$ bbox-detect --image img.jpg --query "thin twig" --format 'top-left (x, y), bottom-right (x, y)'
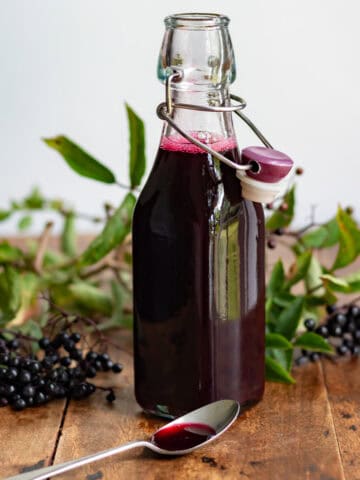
top-left (34, 221), bottom-right (54, 273)
top-left (80, 262), bottom-right (110, 280)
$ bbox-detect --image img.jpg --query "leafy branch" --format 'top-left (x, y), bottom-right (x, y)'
top-left (1, 102), bottom-right (360, 385)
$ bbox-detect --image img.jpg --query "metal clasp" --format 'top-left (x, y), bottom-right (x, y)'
top-left (157, 69), bottom-right (273, 173)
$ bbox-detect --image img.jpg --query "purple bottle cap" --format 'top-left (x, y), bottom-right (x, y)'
top-left (242, 146), bottom-right (293, 183)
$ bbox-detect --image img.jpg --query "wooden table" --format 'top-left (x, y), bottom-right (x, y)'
top-left (1, 329), bottom-right (359, 480)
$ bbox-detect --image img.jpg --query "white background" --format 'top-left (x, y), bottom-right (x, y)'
top-left (0, 0), bottom-right (359, 234)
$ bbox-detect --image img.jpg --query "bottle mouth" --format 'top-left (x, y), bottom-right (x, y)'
top-left (165, 13), bottom-right (230, 29)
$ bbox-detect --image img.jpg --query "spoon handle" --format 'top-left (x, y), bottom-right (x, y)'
top-left (4, 440), bottom-right (151, 480)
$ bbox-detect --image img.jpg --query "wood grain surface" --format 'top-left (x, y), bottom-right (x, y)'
top-left (2, 330), bottom-right (360, 480)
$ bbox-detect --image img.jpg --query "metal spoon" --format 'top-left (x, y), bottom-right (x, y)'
top-left (5, 399), bottom-right (240, 480)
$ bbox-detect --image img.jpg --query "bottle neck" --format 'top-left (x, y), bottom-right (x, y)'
top-left (161, 87), bottom-right (237, 151)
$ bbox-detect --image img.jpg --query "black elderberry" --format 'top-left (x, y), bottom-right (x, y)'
top-left (326, 305), bottom-right (336, 315)
top-left (112, 363), bottom-right (123, 374)
top-left (295, 356), bottom-right (309, 366)
top-left (87, 383), bottom-right (96, 394)
top-left (334, 313), bottom-right (347, 327)
top-left (13, 398), bottom-right (27, 411)
top-left (309, 352), bottom-right (321, 362)
top-left (38, 337), bottom-right (51, 350)
top-left (18, 370), bottom-right (31, 384)
top-left (315, 325), bottom-right (329, 338)
top-left (86, 367), bottom-right (97, 378)
top-left (0, 384), bottom-right (16, 396)
top-left (70, 332), bottom-right (81, 343)
top-left (267, 239), bottom-right (276, 249)
top-left (348, 306), bottom-right (360, 318)
top-left (35, 391), bottom-right (46, 405)
top-left (69, 348), bottom-right (82, 361)
top-left (346, 322), bottom-right (356, 334)
top-left (94, 360), bottom-right (103, 371)
top-left (60, 356), bottom-right (72, 367)
top-left (57, 369), bottom-right (70, 384)
top-left (0, 354), bottom-right (10, 364)
top-left (337, 345), bottom-right (349, 356)
top-left (49, 369), bottom-right (60, 381)
top-left (304, 318), bottom-right (316, 331)
top-left (10, 394), bottom-right (21, 403)
top-left (0, 397), bottom-right (8, 407)
top-left (58, 331), bottom-right (70, 344)
top-left (274, 228), bottom-right (284, 236)
top-left (329, 323), bottom-right (342, 337)
top-left (353, 330), bottom-right (360, 342)
top-left (86, 351), bottom-right (98, 362)
top-left (7, 338), bottom-right (20, 350)
top-left (71, 367), bottom-right (84, 380)
top-left (29, 361), bottom-right (41, 374)
top-left (22, 385), bottom-right (36, 398)
top-left (343, 338), bottom-right (354, 349)
top-left (63, 339), bottom-right (75, 352)
top-left (352, 345), bottom-right (360, 355)
top-left (54, 385), bottom-right (67, 398)
top-left (106, 391), bottom-right (116, 403)
top-left (99, 353), bottom-right (110, 362)
top-left (103, 360), bottom-right (114, 372)
top-left (9, 357), bottom-right (21, 368)
top-left (72, 383), bottom-right (89, 399)
top-left (45, 382), bottom-right (57, 396)
top-left (6, 367), bottom-right (18, 381)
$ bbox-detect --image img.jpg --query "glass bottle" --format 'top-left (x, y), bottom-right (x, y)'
top-left (132, 13), bottom-right (265, 418)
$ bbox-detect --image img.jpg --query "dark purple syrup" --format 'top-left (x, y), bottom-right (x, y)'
top-left (133, 135), bottom-right (265, 417)
top-left (152, 422), bottom-right (216, 451)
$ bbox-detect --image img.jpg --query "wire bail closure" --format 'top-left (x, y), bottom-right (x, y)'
top-left (157, 69), bottom-right (294, 203)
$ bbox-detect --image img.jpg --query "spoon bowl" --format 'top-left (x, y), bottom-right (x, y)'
top-left (149, 399), bottom-right (240, 455)
top-left (5, 399), bottom-right (240, 480)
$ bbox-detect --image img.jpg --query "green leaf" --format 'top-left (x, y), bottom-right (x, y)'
top-left (272, 292), bottom-right (296, 308)
top-left (0, 210), bottom-right (11, 222)
top-left (78, 192), bottom-right (136, 266)
top-left (286, 251), bottom-right (312, 288)
top-left (69, 282), bottom-right (113, 316)
top-left (61, 212), bottom-right (76, 256)
top-left (126, 104), bottom-right (146, 189)
top-left (17, 215), bottom-right (32, 231)
top-left (43, 136), bottom-right (116, 184)
top-left (294, 332), bottom-right (334, 353)
top-left (305, 256), bottom-right (325, 297)
top-left (301, 218), bottom-right (339, 249)
top-left (0, 266), bottom-right (21, 324)
top-left (266, 333), bottom-right (293, 350)
top-left (110, 280), bottom-right (130, 327)
top-left (23, 187), bottom-right (45, 209)
top-left (266, 186), bottom-right (295, 230)
top-left (266, 259), bottom-right (285, 297)
top-left (271, 348), bottom-right (294, 372)
top-left (275, 296), bottom-right (305, 340)
top-left (343, 270), bottom-right (360, 292)
top-left (265, 356), bottom-right (295, 384)
top-left (320, 274), bottom-right (349, 293)
top-left (0, 242), bottom-right (23, 263)
top-left (320, 271), bottom-right (360, 294)
top-left (332, 206), bottom-right (360, 270)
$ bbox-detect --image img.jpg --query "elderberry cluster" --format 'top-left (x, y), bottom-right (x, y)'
top-left (0, 331), bottom-right (123, 411)
top-left (296, 304), bottom-right (360, 365)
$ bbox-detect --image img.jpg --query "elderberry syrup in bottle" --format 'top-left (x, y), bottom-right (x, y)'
top-left (133, 13), bottom-right (265, 418)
